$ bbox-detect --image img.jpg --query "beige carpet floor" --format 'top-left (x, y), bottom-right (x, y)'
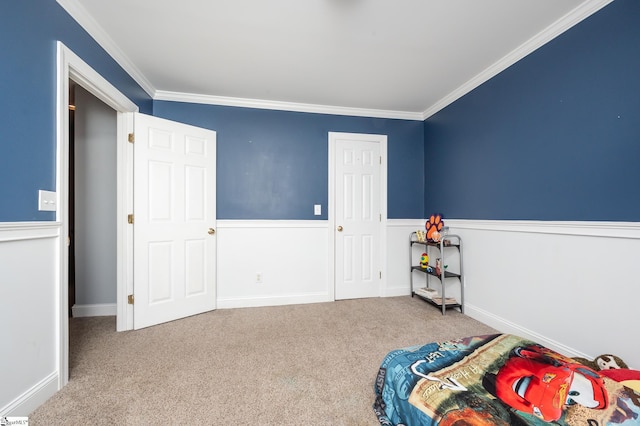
top-left (30, 296), bottom-right (497, 425)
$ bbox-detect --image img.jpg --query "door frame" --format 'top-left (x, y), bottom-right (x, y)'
top-left (56, 42), bottom-right (138, 387)
top-left (327, 132), bottom-right (388, 300)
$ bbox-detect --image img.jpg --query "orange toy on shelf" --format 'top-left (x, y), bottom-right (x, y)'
top-left (426, 213), bottom-right (444, 242)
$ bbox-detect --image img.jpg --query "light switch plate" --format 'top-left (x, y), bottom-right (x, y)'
top-left (38, 190), bottom-right (57, 211)
top-left (314, 204), bottom-right (321, 215)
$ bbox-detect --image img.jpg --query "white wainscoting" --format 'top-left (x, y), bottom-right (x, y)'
top-left (0, 222), bottom-right (60, 416)
top-left (446, 219), bottom-right (640, 369)
top-left (385, 219), bottom-right (427, 297)
top-left (5, 218), bottom-right (637, 416)
top-left (216, 220), bottom-right (331, 308)
top-left (216, 219), bottom-right (423, 308)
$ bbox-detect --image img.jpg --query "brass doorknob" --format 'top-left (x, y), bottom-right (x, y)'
top-left (337, 226), bottom-right (343, 232)
top-left (208, 228), bottom-right (215, 235)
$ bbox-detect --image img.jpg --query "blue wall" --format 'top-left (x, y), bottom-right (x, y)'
top-left (4, 0), bottom-right (636, 223)
top-left (0, 0), bottom-right (152, 221)
top-left (424, 0), bottom-right (640, 221)
top-left (153, 102), bottom-right (424, 219)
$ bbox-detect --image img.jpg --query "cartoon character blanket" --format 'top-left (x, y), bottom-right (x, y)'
top-left (373, 334), bottom-right (640, 425)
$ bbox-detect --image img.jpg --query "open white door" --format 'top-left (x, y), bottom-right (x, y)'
top-left (331, 132), bottom-right (385, 300)
top-left (133, 113), bottom-right (216, 329)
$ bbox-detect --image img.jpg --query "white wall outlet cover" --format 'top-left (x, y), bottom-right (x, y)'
top-left (314, 204), bottom-right (321, 215)
top-left (38, 190), bottom-right (57, 211)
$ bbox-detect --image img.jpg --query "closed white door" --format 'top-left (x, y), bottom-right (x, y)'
top-left (331, 133), bottom-right (384, 300)
top-left (133, 113), bottom-right (216, 329)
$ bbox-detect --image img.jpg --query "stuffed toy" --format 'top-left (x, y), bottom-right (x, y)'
top-left (426, 214), bottom-right (444, 242)
top-left (573, 354), bottom-right (629, 371)
top-left (599, 368), bottom-right (640, 393)
top-left (573, 354), bottom-right (640, 398)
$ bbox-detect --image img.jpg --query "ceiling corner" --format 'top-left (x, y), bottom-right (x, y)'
top-left (56, 0), bottom-right (157, 99)
top-left (421, 0), bottom-right (615, 121)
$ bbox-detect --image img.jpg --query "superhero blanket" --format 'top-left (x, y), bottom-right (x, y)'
top-left (373, 334), bottom-right (640, 425)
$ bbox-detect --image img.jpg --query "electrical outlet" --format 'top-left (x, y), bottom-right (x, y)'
top-left (256, 272), bottom-right (263, 283)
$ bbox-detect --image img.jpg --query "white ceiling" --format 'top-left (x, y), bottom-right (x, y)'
top-left (58, 0), bottom-right (611, 119)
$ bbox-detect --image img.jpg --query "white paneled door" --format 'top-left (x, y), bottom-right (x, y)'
top-left (133, 113), bottom-right (216, 329)
top-left (332, 133), bottom-right (384, 300)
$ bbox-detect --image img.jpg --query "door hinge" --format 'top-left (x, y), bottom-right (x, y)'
top-left (128, 294), bottom-right (134, 305)
top-left (379, 156), bottom-right (382, 165)
top-left (379, 271), bottom-right (382, 279)
top-left (127, 214), bottom-right (134, 224)
top-left (128, 133), bottom-right (135, 143)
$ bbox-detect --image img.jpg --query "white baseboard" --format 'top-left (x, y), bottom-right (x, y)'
top-left (217, 293), bottom-right (331, 309)
top-left (464, 304), bottom-right (590, 360)
top-left (0, 371), bottom-right (58, 417)
top-left (71, 303), bottom-right (116, 317)
top-left (382, 287), bottom-right (411, 297)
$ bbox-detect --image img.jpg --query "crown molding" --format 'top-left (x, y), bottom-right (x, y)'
top-left (56, 0), bottom-right (420, 121)
top-left (57, 0), bottom-right (613, 122)
top-left (421, 0), bottom-right (614, 120)
top-left (56, 0), bottom-right (156, 99)
top-left (154, 90), bottom-right (425, 121)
